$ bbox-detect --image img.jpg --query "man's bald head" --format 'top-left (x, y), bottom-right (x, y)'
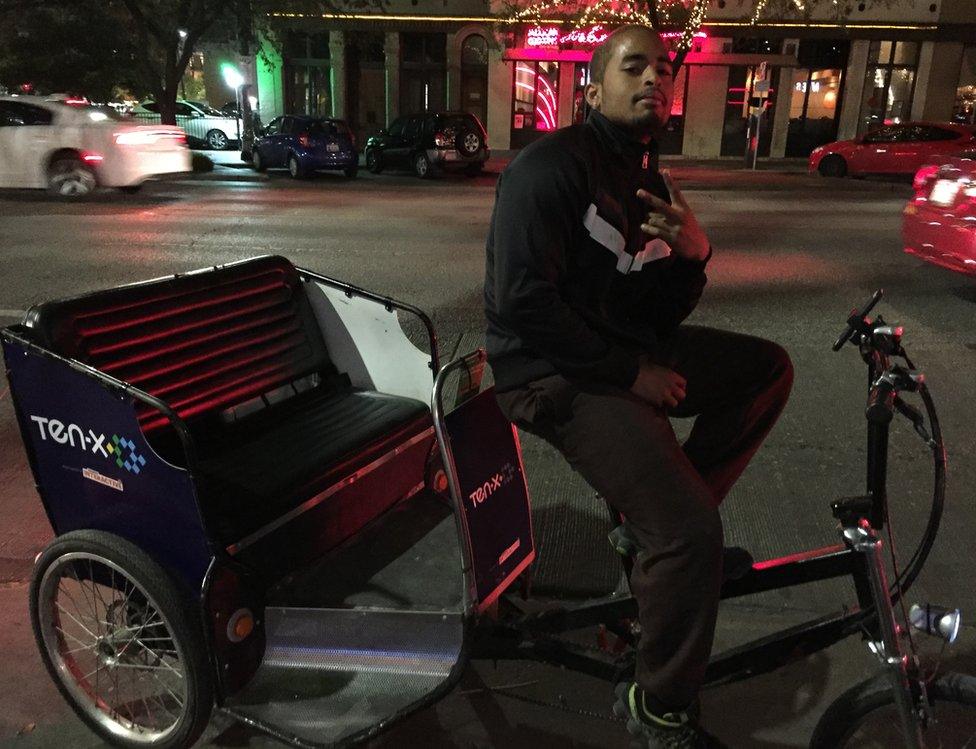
top-left (584, 26), bottom-right (674, 138)
top-left (588, 25), bottom-right (664, 84)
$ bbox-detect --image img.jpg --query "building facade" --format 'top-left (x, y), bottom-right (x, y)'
top-left (226, 0), bottom-right (974, 158)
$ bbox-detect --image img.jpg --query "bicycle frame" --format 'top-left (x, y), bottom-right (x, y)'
top-left (467, 292), bottom-right (946, 703)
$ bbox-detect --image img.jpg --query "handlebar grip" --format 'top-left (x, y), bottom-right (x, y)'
top-left (833, 289), bottom-right (884, 352)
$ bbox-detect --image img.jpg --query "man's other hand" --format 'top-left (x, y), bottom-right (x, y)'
top-left (630, 358), bottom-right (686, 408)
top-left (636, 172), bottom-right (710, 262)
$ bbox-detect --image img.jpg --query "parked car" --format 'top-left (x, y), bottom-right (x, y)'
top-left (131, 99), bottom-right (240, 150)
top-left (252, 115), bottom-right (358, 178)
top-left (364, 112), bottom-right (489, 178)
top-left (903, 151), bottom-right (976, 276)
top-left (0, 95), bottom-right (190, 197)
top-left (809, 122), bottom-right (976, 178)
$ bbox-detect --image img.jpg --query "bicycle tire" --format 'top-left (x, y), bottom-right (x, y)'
top-left (30, 529), bottom-right (213, 748)
top-left (810, 671), bottom-right (976, 748)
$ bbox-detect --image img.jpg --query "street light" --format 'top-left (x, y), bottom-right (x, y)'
top-left (221, 63), bottom-right (245, 143)
top-left (177, 28), bottom-right (188, 60)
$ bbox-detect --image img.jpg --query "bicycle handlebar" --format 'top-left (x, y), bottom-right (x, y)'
top-left (834, 289), bottom-right (884, 352)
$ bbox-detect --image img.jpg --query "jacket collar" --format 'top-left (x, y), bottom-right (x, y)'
top-left (586, 109), bottom-right (659, 169)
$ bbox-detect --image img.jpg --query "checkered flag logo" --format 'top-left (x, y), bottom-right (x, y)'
top-left (106, 434), bottom-right (147, 474)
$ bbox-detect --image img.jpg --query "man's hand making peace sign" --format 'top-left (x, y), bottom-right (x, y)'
top-left (636, 171), bottom-right (711, 263)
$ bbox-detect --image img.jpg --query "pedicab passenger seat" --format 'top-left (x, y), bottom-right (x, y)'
top-left (23, 255), bottom-right (432, 545)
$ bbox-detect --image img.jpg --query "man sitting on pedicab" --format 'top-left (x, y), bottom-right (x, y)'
top-left (484, 25), bottom-right (794, 748)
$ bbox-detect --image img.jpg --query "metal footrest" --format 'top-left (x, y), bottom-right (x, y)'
top-left (223, 606), bottom-right (465, 747)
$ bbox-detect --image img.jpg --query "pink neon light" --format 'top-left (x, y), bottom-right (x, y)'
top-left (525, 23), bottom-right (609, 48)
top-left (525, 25), bottom-right (707, 49)
top-left (514, 62), bottom-right (557, 130)
top-left (537, 74), bottom-right (557, 129)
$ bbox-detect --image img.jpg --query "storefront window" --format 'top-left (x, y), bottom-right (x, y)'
top-left (284, 31), bottom-right (331, 117)
top-left (859, 41), bottom-right (918, 133)
top-left (511, 60), bottom-right (559, 147)
top-left (400, 32), bottom-right (446, 114)
top-left (786, 68), bottom-right (842, 156)
top-left (954, 45), bottom-right (976, 125)
top-left (721, 65), bottom-right (778, 158)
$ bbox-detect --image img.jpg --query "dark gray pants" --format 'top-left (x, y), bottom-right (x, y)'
top-left (495, 326), bottom-right (794, 708)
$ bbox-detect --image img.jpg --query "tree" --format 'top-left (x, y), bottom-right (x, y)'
top-left (0, 2), bottom-right (145, 101)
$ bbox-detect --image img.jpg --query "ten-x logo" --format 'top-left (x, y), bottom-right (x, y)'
top-left (468, 461), bottom-right (517, 509)
top-left (29, 415), bottom-right (147, 474)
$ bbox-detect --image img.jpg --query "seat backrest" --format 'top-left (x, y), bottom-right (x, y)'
top-left (26, 256), bottom-right (335, 432)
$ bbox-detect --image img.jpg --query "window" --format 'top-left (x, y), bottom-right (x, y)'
top-left (175, 103), bottom-right (196, 117)
top-left (859, 41), bottom-right (919, 133)
top-left (264, 117), bottom-right (282, 136)
top-left (142, 102), bottom-right (160, 113)
top-left (281, 117), bottom-right (295, 135)
top-left (955, 46), bottom-right (976, 125)
top-left (402, 33), bottom-right (446, 65)
top-left (513, 60), bottom-right (559, 132)
top-left (403, 116), bottom-right (421, 141)
top-left (461, 35), bottom-right (488, 67)
top-left (0, 101), bottom-right (53, 126)
top-left (285, 31), bottom-right (330, 60)
top-left (918, 126), bottom-right (961, 142)
top-left (862, 125), bottom-right (905, 143)
top-left (388, 118), bottom-right (405, 138)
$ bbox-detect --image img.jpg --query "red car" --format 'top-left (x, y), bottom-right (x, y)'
top-left (903, 153), bottom-right (976, 275)
top-left (809, 122), bottom-right (976, 178)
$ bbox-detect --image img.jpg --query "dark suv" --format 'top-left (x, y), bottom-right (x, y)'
top-left (364, 112), bottom-right (489, 178)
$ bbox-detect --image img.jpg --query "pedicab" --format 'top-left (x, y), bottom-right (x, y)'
top-left (3, 257), bottom-right (974, 748)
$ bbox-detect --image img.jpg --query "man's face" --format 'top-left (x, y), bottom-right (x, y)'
top-left (585, 29), bottom-right (674, 136)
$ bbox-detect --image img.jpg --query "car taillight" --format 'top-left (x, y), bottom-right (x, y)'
top-left (434, 131), bottom-right (452, 148)
top-left (298, 132), bottom-right (310, 148)
top-left (81, 152), bottom-right (103, 163)
top-left (913, 164), bottom-right (939, 194)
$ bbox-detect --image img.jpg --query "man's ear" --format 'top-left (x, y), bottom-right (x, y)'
top-left (584, 82), bottom-right (602, 110)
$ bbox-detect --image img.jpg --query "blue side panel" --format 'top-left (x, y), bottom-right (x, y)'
top-left (2, 338), bottom-right (213, 591)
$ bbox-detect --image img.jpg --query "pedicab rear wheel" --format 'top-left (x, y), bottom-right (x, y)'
top-left (30, 530), bottom-right (213, 748)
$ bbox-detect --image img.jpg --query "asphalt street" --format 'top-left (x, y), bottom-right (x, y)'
top-left (1, 160), bottom-right (974, 748)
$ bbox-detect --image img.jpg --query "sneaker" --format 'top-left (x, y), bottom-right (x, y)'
top-left (612, 682), bottom-right (726, 749)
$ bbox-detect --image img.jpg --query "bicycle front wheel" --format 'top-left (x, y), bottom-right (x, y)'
top-left (810, 671), bottom-right (976, 748)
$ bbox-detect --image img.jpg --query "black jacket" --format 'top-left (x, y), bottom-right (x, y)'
top-left (484, 110), bottom-right (710, 393)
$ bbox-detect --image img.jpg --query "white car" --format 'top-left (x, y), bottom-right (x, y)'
top-left (131, 99), bottom-right (240, 150)
top-left (0, 96), bottom-right (191, 197)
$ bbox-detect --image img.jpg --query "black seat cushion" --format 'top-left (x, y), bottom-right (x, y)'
top-left (197, 385), bottom-right (431, 542)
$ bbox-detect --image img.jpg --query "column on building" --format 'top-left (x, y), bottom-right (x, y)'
top-left (486, 41), bottom-right (511, 149)
top-left (384, 32), bottom-right (401, 127)
top-left (446, 32), bottom-right (461, 111)
top-left (329, 30), bottom-right (347, 120)
top-left (256, 33), bottom-right (285, 122)
top-left (557, 61), bottom-right (575, 129)
top-left (768, 39), bottom-right (801, 159)
top-left (910, 41), bottom-right (965, 122)
top-left (837, 39), bottom-right (870, 140)
top-left (682, 42), bottom-right (730, 159)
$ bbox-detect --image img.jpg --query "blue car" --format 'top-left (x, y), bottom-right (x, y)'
top-left (252, 115), bottom-right (358, 178)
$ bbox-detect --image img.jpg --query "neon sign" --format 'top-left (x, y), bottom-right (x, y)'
top-left (525, 24), bottom-right (609, 48)
top-left (525, 25), bottom-right (706, 49)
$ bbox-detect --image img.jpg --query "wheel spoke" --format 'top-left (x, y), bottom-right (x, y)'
top-left (55, 602), bottom-right (99, 641)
